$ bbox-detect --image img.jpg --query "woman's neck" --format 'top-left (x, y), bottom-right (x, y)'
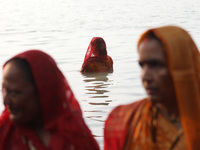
top-left (154, 102), bottom-right (181, 129)
top-left (35, 128), bottom-right (51, 147)
top-left (32, 118), bottom-right (51, 147)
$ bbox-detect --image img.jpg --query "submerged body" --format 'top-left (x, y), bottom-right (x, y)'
top-left (81, 37), bottom-right (113, 73)
top-left (81, 55), bottom-right (113, 72)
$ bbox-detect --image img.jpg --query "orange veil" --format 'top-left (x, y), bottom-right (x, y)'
top-left (138, 26), bottom-right (200, 150)
top-left (104, 26), bottom-right (200, 150)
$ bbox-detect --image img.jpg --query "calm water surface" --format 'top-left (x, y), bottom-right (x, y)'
top-left (0, 0), bottom-right (200, 149)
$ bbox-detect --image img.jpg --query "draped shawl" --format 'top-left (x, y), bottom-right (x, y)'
top-left (0, 50), bottom-right (100, 150)
top-left (104, 26), bottom-right (200, 150)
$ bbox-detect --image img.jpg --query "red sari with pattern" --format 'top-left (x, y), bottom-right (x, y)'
top-left (0, 50), bottom-right (100, 150)
top-left (81, 37), bottom-right (113, 73)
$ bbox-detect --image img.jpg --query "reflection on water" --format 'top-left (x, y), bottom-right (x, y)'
top-left (82, 72), bottom-right (114, 108)
top-left (83, 72), bottom-right (110, 101)
top-left (81, 72), bottom-right (114, 149)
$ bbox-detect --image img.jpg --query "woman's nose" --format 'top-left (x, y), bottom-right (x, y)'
top-left (2, 89), bottom-right (11, 106)
top-left (141, 65), bottom-right (153, 83)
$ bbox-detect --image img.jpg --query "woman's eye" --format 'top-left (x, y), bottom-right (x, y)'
top-left (149, 60), bottom-right (164, 68)
top-left (7, 90), bottom-right (21, 96)
top-left (138, 62), bottom-right (144, 68)
top-left (2, 87), bottom-right (21, 97)
top-left (10, 90), bottom-right (20, 95)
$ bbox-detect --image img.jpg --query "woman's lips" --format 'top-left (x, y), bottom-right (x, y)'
top-left (146, 87), bottom-right (157, 95)
top-left (8, 107), bottom-right (17, 115)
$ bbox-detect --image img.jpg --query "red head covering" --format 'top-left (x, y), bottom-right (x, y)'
top-left (82, 37), bottom-right (107, 67)
top-left (0, 50), bottom-right (99, 150)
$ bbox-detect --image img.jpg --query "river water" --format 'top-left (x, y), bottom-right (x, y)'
top-left (0, 0), bottom-right (200, 149)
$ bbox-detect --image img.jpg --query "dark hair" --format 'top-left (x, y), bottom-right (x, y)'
top-left (140, 31), bottom-right (162, 45)
top-left (6, 58), bottom-right (35, 84)
top-left (91, 37), bottom-right (107, 57)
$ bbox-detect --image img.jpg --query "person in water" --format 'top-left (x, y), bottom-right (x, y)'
top-left (0, 50), bottom-right (100, 150)
top-left (104, 26), bottom-right (200, 150)
top-left (81, 37), bottom-right (113, 73)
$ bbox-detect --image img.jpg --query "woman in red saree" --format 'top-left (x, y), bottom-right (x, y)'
top-left (0, 50), bottom-right (100, 150)
top-left (104, 26), bottom-right (200, 150)
top-left (81, 37), bottom-right (113, 73)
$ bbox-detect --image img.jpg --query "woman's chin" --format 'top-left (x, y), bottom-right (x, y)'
top-left (9, 114), bottom-right (17, 122)
top-left (147, 95), bottom-right (162, 104)
top-left (9, 114), bottom-right (22, 123)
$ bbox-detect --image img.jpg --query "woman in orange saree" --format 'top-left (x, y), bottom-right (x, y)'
top-left (0, 50), bottom-right (100, 150)
top-left (81, 37), bottom-right (113, 73)
top-left (104, 26), bottom-right (200, 150)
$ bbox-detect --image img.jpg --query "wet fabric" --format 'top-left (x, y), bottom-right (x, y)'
top-left (81, 37), bottom-right (113, 73)
top-left (0, 50), bottom-right (100, 150)
top-left (104, 26), bottom-right (200, 150)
